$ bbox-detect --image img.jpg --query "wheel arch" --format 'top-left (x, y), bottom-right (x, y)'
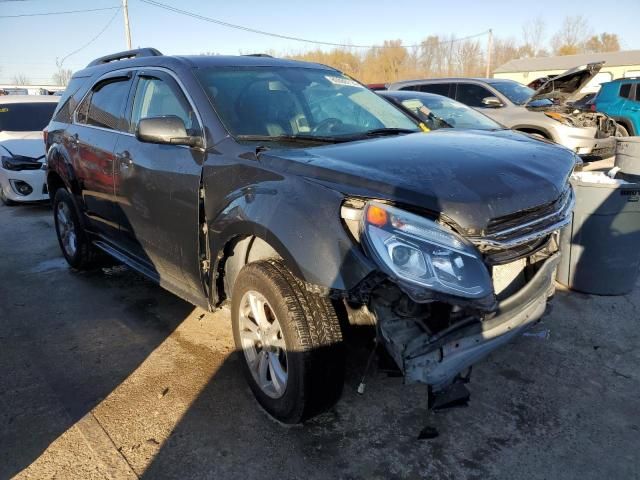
top-left (611, 116), bottom-right (636, 136)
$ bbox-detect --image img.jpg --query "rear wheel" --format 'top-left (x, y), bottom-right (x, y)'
top-left (53, 188), bottom-right (105, 270)
top-left (231, 260), bottom-right (345, 423)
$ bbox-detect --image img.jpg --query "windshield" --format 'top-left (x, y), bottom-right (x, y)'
top-left (394, 95), bottom-right (503, 131)
top-left (0, 102), bottom-right (57, 131)
top-left (195, 67), bottom-right (419, 141)
top-left (488, 81), bottom-right (553, 106)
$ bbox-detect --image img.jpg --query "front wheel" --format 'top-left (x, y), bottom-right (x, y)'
top-left (615, 125), bottom-right (629, 137)
top-left (231, 260), bottom-right (345, 423)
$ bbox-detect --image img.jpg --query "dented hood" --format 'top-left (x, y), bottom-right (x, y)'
top-left (526, 62), bottom-right (604, 106)
top-left (261, 130), bottom-right (576, 232)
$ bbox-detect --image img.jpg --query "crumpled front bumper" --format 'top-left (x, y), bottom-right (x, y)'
top-left (383, 253), bottom-right (560, 390)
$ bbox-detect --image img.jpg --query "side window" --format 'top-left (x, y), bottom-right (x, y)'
top-left (634, 85), bottom-right (640, 102)
top-left (76, 78), bottom-right (131, 131)
top-left (456, 83), bottom-right (494, 107)
top-left (419, 83), bottom-right (452, 98)
top-left (399, 85), bottom-right (421, 92)
top-left (130, 75), bottom-right (198, 134)
top-left (619, 84), bottom-right (632, 99)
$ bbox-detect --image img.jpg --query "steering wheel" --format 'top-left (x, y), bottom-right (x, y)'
top-left (311, 117), bottom-right (343, 135)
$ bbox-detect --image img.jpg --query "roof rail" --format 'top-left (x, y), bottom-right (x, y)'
top-left (87, 48), bottom-right (163, 68)
top-left (242, 53), bottom-right (273, 58)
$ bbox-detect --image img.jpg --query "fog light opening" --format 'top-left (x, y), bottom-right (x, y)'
top-left (10, 180), bottom-right (33, 196)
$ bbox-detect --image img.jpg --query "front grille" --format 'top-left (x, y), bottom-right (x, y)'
top-left (469, 186), bottom-right (574, 251)
top-left (486, 188), bottom-right (570, 236)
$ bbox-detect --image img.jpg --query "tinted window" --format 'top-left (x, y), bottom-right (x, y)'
top-left (456, 83), bottom-right (495, 107)
top-left (52, 76), bottom-right (89, 123)
top-left (620, 84), bottom-right (632, 99)
top-left (0, 102), bottom-right (58, 131)
top-left (418, 83), bottom-right (452, 97)
top-left (635, 86), bottom-right (640, 102)
top-left (77, 78), bottom-right (131, 131)
top-left (196, 67), bottom-right (418, 139)
top-left (130, 75), bottom-right (198, 134)
top-left (487, 80), bottom-right (553, 106)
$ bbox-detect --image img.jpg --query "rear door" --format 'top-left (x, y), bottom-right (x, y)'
top-left (113, 69), bottom-right (205, 297)
top-left (68, 72), bottom-right (133, 239)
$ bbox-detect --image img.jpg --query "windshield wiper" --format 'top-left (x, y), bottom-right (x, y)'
top-left (236, 134), bottom-right (344, 144)
top-left (363, 127), bottom-right (419, 137)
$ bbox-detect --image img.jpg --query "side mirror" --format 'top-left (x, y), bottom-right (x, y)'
top-left (136, 116), bottom-right (201, 147)
top-left (481, 96), bottom-right (503, 108)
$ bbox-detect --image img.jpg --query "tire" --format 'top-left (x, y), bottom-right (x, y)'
top-left (0, 188), bottom-right (16, 206)
top-left (231, 259), bottom-right (345, 423)
top-left (53, 188), bottom-right (104, 270)
top-left (615, 124), bottom-right (629, 137)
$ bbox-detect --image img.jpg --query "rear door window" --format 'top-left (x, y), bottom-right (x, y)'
top-left (418, 83), bottom-right (453, 98)
top-left (455, 83), bottom-right (494, 107)
top-left (619, 84), bottom-right (632, 99)
top-left (76, 76), bottom-right (132, 131)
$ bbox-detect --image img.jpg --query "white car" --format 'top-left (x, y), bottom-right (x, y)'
top-left (0, 95), bottom-right (59, 204)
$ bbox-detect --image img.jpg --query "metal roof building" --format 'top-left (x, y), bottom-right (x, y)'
top-left (493, 50), bottom-right (640, 91)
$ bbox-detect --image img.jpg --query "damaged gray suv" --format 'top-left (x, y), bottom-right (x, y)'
top-left (45, 49), bottom-right (577, 423)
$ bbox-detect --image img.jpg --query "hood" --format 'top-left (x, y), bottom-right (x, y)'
top-left (526, 62), bottom-right (604, 106)
top-left (260, 130), bottom-right (576, 232)
top-left (0, 131), bottom-right (46, 160)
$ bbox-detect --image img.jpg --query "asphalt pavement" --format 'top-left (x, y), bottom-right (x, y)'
top-left (0, 201), bottom-right (638, 479)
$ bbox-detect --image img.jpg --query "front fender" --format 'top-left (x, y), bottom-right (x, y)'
top-left (207, 174), bottom-right (376, 295)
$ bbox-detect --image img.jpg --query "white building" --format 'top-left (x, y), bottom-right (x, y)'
top-left (493, 50), bottom-right (640, 92)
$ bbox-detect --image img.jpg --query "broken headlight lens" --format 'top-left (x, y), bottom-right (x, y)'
top-left (544, 112), bottom-right (575, 127)
top-left (361, 202), bottom-right (492, 299)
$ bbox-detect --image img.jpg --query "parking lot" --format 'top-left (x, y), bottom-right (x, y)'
top-left (0, 201), bottom-right (637, 479)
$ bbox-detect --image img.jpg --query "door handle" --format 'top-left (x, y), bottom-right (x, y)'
top-left (116, 150), bottom-right (133, 168)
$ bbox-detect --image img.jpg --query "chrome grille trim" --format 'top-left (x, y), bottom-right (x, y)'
top-left (471, 188), bottom-right (575, 249)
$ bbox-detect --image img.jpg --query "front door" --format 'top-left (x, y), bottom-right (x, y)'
top-left (113, 69), bottom-right (205, 298)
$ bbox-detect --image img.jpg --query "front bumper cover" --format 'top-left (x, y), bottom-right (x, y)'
top-left (380, 252), bottom-right (560, 389)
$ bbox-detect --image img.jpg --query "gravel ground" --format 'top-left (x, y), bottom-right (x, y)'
top-left (0, 201), bottom-right (638, 480)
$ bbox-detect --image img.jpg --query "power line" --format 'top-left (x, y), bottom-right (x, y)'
top-left (0, 6), bottom-right (119, 18)
top-left (139, 0), bottom-right (489, 49)
top-left (57, 7), bottom-right (123, 67)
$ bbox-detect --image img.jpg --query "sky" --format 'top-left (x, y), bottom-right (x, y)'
top-left (1, 0), bottom-right (639, 84)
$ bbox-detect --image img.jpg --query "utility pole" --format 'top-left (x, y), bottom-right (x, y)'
top-left (485, 29), bottom-right (493, 78)
top-left (122, 0), bottom-right (132, 50)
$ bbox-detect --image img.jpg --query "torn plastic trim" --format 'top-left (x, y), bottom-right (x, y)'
top-left (377, 252), bottom-right (560, 389)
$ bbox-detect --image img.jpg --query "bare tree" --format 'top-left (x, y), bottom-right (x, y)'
top-left (584, 33), bottom-right (621, 53)
top-left (522, 17), bottom-right (546, 57)
top-left (12, 73), bottom-right (31, 85)
top-left (52, 68), bottom-right (73, 86)
top-left (551, 15), bottom-right (593, 55)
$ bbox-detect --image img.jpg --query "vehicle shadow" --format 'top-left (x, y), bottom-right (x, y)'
top-left (0, 207), bottom-right (193, 479)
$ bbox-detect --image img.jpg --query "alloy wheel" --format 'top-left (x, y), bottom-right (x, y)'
top-left (238, 290), bottom-right (288, 399)
top-left (56, 201), bottom-right (77, 258)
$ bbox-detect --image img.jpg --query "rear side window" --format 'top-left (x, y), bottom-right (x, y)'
top-left (76, 77), bottom-right (131, 131)
top-left (52, 76), bottom-right (90, 123)
top-left (418, 83), bottom-right (452, 97)
top-left (456, 83), bottom-right (494, 107)
top-left (619, 84), bottom-right (632, 99)
top-left (635, 86), bottom-right (640, 102)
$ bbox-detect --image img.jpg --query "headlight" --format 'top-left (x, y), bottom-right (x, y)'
top-left (544, 112), bottom-right (575, 127)
top-left (361, 202), bottom-right (493, 299)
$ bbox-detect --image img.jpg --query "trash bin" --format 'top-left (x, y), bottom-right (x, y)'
top-left (556, 171), bottom-right (640, 295)
top-left (615, 136), bottom-right (640, 177)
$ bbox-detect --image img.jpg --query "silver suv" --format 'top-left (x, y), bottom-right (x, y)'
top-left (388, 63), bottom-right (617, 159)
